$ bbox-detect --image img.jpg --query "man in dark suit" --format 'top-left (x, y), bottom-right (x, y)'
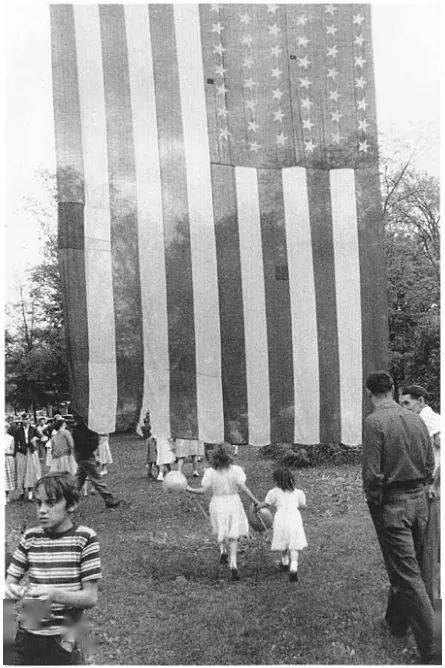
top-left (13, 413), bottom-right (38, 500)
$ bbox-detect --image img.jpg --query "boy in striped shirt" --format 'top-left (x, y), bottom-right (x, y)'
top-left (5, 473), bottom-right (101, 665)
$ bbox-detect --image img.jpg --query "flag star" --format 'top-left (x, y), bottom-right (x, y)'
top-left (353, 13), bottom-right (365, 25)
top-left (267, 4), bottom-right (278, 13)
top-left (239, 13), bottom-right (251, 25)
top-left (327, 45), bottom-right (338, 58)
top-left (331, 132), bottom-right (343, 144)
top-left (276, 132), bottom-right (287, 146)
top-left (330, 109), bottom-right (342, 123)
top-left (354, 34), bottom-right (365, 46)
top-left (244, 77), bottom-right (257, 90)
top-left (357, 98), bottom-right (367, 111)
top-left (301, 97), bottom-right (313, 110)
top-left (241, 34), bottom-right (254, 47)
top-left (358, 139), bottom-right (370, 153)
top-left (211, 22), bottom-right (224, 35)
top-left (299, 77), bottom-right (312, 89)
top-left (245, 99), bottom-right (256, 111)
top-left (325, 4), bottom-right (336, 15)
top-left (269, 23), bottom-right (281, 37)
top-left (219, 127), bottom-right (230, 140)
top-left (271, 45), bottom-right (283, 58)
top-left (213, 43), bottom-right (226, 56)
top-left (248, 120), bottom-right (259, 132)
top-left (329, 89), bottom-right (340, 102)
top-left (304, 139), bottom-right (317, 153)
top-left (271, 66), bottom-right (283, 79)
top-left (216, 84), bottom-right (228, 96)
top-left (354, 56), bottom-right (366, 68)
top-left (210, 3), bottom-right (220, 12)
top-left (358, 118), bottom-right (369, 132)
top-left (249, 140), bottom-right (262, 152)
top-left (272, 88), bottom-right (283, 100)
top-left (273, 108), bottom-right (285, 122)
top-left (214, 64), bottom-right (226, 77)
top-left (217, 107), bottom-right (229, 118)
top-left (327, 68), bottom-right (338, 79)
top-left (326, 25), bottom-right (338, 36)
top-left (355, 76), bottom-right (366, 89)
top-left (243, 56), bottom-right (254, 69)
top-left (297, 56), bottom-right (310, 69)
top-left (302, 118), bottom-right (314, 130)
top-left (297, 36), bottom-right (310, 47)
top-left (297, 14), bottom-right (308, 26)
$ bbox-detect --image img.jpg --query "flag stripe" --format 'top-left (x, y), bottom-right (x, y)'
top-left (50, 5), bottom-right (90, 424)
top-left (356, 165), bottom-right (389, 418)
top-left (73, 5), bottom-right (117, 433)
top-left (173, 5), bottom-right (224, 443)
top-left (99, 5), bottom-right (144, 430)
top-left (235, 167), bottom-right (270, 446)
top-left (257, 169), bottom-right (294, 443)
top-left (149, 4), bottom-right (198, 438)
top-left (282, 167), bottom-right (320, 444)
top-left (330, 169), bottom-right (362, 444)
top-left (125, 5), bottom-right (170, 439)
top-left (306, 169), bottom-right (341, 443)
top-left (211, 164), bottom-right (249, 444)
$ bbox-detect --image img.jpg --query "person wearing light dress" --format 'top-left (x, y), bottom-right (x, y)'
top-left (97, 434), bottom-right (113, 476)
top-left (49, 418), bottom-right (78, 476)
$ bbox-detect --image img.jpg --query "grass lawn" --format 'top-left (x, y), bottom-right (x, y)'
top-left (5, 434), bottom-right (419, 665)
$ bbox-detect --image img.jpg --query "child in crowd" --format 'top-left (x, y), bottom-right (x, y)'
top-left (155, 437), bottom-right (175, 482)
top-left (49, 418), bottom-right (78, 476)
top-left (142, 413), bottom-right (158, 479)
top-left (5, 473), bottom-right (101, 664)
top-left (174, 438), bottom-right (201, 477)
top-left (187, 442), bottom-right (260, 579)
top-left (5, 421), bottom-right (16, 502)
top-left (258, 466), bottom-right (307, 582)
top-left (97, 434), bottom-right (112, 476)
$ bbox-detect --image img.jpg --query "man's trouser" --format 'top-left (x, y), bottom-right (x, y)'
top-left (421, 497), bottom-right (440, 604)
top-left (368, 487), bottom-right (436, 660)
top-left (15, 453), bottom-right (27, 496)
top-left (75, 456), bottom-right (115, 506)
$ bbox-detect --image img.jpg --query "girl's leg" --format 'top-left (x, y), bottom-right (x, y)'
top-left (281, 550), bottom-right (290, 568)
top-left (191, 455), bottom-right (200, 477)
top-left (289, 550), bottom-right (299, 582)
top-left (219, 540), bottom-right (228, 564)
top-left (177, 457), bottom-right (184, 473)
top-left (229, 539), bottom-right (239, 578)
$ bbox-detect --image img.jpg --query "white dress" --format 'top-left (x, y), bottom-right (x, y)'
top-left (202, 465), bottom-right (249, 542)
top-left (265, 487), bottom-right (308, 551)
top-left (156, 437), bottom-right (176, 467)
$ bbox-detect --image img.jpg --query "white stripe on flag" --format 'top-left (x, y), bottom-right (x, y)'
top-left (235, 167), bottom-right (270, 446)
top-left (73, 5), bottom-right (117, 433)
top-left (173, 5), bottom-right (223, 443)
top-left (282, 167), bottom-right (320, 445)
top-left (125, 6), bottom-right (171, 439)
top-left (330, 169), bottom-right (362, 445)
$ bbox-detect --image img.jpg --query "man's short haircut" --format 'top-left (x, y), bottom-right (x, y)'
top-left (366, 371), bottom-right (394, 396)
top-left (35, 473), bottom-right (80, 508)
top-left (401, 384), bottom-right (428, 401)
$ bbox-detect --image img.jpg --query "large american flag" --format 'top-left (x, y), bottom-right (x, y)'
top-left (50, 4), bottom-right (388, 446)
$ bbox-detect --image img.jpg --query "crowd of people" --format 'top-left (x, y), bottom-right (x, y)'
top-left (3, 372), bottom-right (441, 665)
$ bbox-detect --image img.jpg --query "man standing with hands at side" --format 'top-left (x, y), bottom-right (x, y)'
top-left (362, 371), bottom-right (438, 664)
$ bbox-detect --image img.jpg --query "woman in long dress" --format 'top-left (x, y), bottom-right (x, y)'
top-left (4, 422), bottom-right (16, 502)
top-left (49, 418), bottom-right (78, 476)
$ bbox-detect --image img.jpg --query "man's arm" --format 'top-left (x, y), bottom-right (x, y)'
top-left (362, 418), bottom-right (384, 505)
top-left (26, 581), bottom-right (98, 609)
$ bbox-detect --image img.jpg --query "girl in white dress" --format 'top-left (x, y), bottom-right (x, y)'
top-left (4, 422), bottom-right (16, 502)
top-left (258, 466), bottom-right (307, 582)
top-left (187, 442), bottom-right (260, 579)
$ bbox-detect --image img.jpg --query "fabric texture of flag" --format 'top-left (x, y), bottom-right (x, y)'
top-left (50, 3), bottom-right (388, 446)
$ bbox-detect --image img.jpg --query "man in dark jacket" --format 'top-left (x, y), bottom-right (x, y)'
top-left (13, 414), bottom-right (38, 500)
top-left (363, 371), bottom-right (438, 664)
top-left (72, 413), bottom-right (120, 509)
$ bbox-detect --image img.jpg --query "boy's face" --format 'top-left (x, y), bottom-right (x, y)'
top-left (35, 487), bottom-right (72, 533)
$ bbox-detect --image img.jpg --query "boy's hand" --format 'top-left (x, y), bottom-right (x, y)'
top-left (4, 582), bottom-right (25, 600)
top-left (26, 584), bottom-right (54, 600)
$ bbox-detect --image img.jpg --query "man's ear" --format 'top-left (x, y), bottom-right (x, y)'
top-left (419, 396), bottom-right (426, 409)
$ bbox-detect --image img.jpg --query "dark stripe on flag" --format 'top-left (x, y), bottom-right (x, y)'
top-left (257, 169), bottom-right (294, 443)
top-left (50, 5), bottom-right (89, 423)
top-left (306, 169), bottom-right (341, 442)
top-left (211, 164), bottom-right (249, 444)
top-left (149, 4), bottom-right (198, 438)
top-left (99, 5), bottom-right (144, 430)
top-left (355, 166), bottom-right (389, 418)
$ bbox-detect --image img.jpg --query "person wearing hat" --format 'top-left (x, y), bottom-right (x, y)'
top-left (362, 371), bottom-right (438, 664)
top-left (13, 414), bottom-right (39, 501)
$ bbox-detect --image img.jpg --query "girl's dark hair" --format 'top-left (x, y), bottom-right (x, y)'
top-left (210, 442), bottom-right (233, 470)
top-left (273, 466), bottom-right (295, 491)
top-left (34, 473), bottom-right (80, 508)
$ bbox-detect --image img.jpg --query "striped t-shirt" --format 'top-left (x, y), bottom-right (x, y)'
top-left (7, 524), bottom-right (101, 636)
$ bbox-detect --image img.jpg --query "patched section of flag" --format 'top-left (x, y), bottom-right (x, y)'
top-left (200, 3), bottom-right (377, 169)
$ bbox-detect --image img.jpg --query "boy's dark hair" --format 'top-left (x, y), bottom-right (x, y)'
top-left (401, 384), bottom-right (428, 401)
top-left (273, 466), bottom-right (295, 491)
top-left (366, 371), bottom-right (394, 396)
top-left (35, 473), bottom-right (80, 508)
top-left (210, 442), bottom-right (233, 470)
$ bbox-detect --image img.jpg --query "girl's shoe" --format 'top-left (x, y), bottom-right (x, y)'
top-left (219, 552), bottom-right (228, 565)
top-left (289, 571), bottom-right (299, 583)
top-left (157, 472), bottom-right (164, 482)
top-left (230, 568), bottom-right (239, 580)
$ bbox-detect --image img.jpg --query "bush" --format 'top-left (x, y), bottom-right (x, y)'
top-left (260, 442), bottom-right (361, 468)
